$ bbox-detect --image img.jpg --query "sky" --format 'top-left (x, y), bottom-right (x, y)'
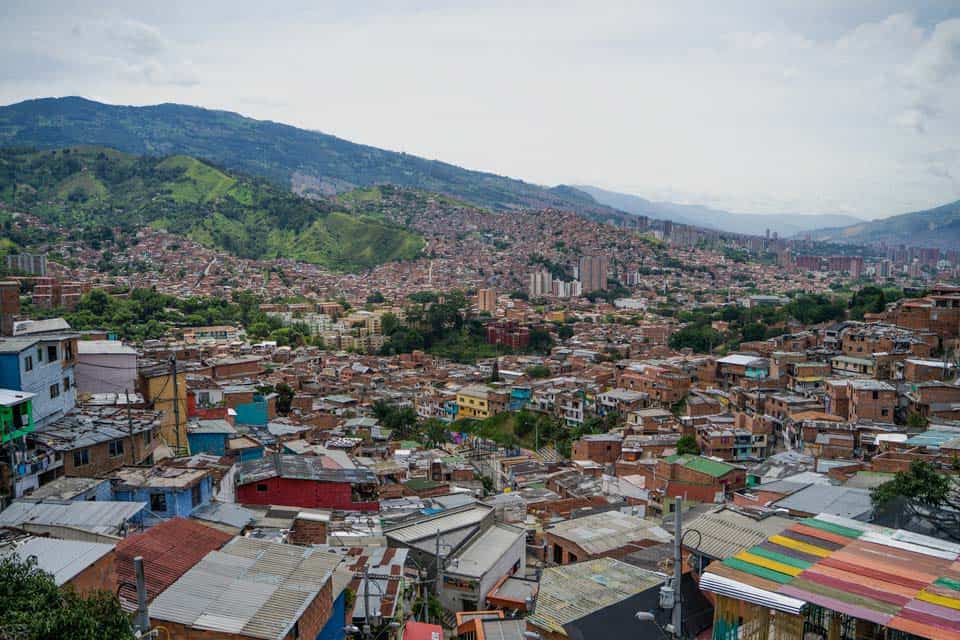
top-left (1, 1), bottom-right (959, 219)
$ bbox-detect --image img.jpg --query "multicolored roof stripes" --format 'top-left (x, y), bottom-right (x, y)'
top-left (701, 514), bottom-right (960, 640)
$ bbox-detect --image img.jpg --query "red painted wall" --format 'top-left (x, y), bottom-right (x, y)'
top-left (237, 477), bottom-right (379, 512)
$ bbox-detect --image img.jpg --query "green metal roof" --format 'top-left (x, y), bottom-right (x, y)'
top-left (404, 477), bottom-right (445, 491)
top-left (664, 454), bottom-right (738, 478)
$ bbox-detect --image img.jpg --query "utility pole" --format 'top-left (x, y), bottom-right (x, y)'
top-left (363, 565), bottom-right (370, 639)
top-left (134, 556), bottom-right (149, 634)
top-left (170, 356), bottom-right (182, 455)
top-left (434, 528), bottom-right (442, 625)
top-left (671, 497), bottom-right (683, 638)
top-left (125, 388), bottom-right (136, 465)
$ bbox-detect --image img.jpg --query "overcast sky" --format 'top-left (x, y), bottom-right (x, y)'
top-left (2, 1), bottom-right (959, 218)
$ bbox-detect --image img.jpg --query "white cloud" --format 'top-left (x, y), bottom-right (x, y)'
top-left (0, 2), bottom-right (957, 217)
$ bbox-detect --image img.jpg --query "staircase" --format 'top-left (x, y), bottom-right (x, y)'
top-left (535, 445), bottom-right (560, 463)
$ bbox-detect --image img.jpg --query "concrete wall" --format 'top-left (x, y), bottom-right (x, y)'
top-left (76, 352), bottom-right (137, 395)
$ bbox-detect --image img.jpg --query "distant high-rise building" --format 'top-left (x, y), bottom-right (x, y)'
top-left (6, 253), bottom-right (47, 276)
top-left (528, 269), bottom-right (553, 298)
top-left (477, 288), bottom-right (497, 313)
top-left (578, 255), bottom-right (609, 293)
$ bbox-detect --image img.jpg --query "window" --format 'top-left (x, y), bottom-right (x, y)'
top-left (37, 347), bottom-right (43, 363)
top-left (143, 429), bottom-right (153, 445)
top-left (47, 345), bottom-right (57, 362)
top-left (64, 341), bottom-right (73, 361)
top-left (24, 355), bottom-right (33, 372)
top-left (109, 439), bottom-right (124, 458)
top-left (872, 390), bottom-right (879, 400)
top-left (49, 383), bottom-right (59, 399)
top-left (73, 448), bottom-right (90, 467)
top-left (150, 493), bottom-right (168, 512)
top-left (881, 409), bottom-right (889, 417)
top-left (63, 376), bottom-right (71, 391)
top-left (256, 483), bottom-right (269, 492)
top-left (192, 484), bottom-right (202, 507)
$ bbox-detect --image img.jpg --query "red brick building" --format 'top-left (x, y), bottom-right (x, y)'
top-left (486, 321), bottom-right (530, 349)
top-left (235, 454), bottom-right (379, 511)
top-left (571, 434), bottom-right (622, 464)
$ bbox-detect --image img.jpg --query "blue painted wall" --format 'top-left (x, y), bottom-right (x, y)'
top-left (112, 476), bottom-right (213, 518)
top-left (0, 354), bottom-right (22, 389)
top-left (235, 395), bottom-right (268, 426)
top-left (316, 589), bottom-right (347, 640)
top-left (238, 447), bottom-right (264, 462)
top-left (187, 432), bottom-right (228, 456)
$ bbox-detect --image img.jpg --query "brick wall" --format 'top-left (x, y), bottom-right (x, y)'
top-left (290, 516), bottom-right (328, 546)
top-left (571, 439), bottom-right (622, 464)
top-left (66, 549), bottom-right (117, 597)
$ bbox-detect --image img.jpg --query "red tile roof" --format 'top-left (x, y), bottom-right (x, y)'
top-left (115, 517), bottom-right (232, 606)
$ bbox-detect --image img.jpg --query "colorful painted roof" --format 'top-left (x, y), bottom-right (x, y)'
top-left (700, 514), bottom-right (960, 640)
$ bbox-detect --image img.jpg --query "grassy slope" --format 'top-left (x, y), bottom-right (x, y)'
top-left (0, 97), bottom-right (627, 221)
top-left (811, 200), bottom-right (960, 248)
top-left (0, 146), bottom-right (423, 272)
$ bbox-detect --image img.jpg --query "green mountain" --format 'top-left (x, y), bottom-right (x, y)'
top-left (809, 200), bottom-right (960, 249)
top-left (0, 97), bottom-right (625, 221)
top-left (0, 146), bottom-right (423, 271)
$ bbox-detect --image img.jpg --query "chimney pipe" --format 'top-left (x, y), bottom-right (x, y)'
top-left (134, 556), bottom-right (149, 633)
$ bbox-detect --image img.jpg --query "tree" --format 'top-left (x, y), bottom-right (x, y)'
top-left (0, 554), bottom-right (134, 640)
top-left (907, 412), bottom-right (929, 429)
top-left (489, 359), bottom-right (501, 383)
top-left (422, 419), bottom-right (448, 448)
top-left (275, 382), bottom-right (295, 415)
top-left (528, 327), bottom-right (554, 354)
top-left (557, 324), bottom-right (574, 340)
top-left (525, 365), bottom-right (551, 379)
top-left (366, 291), bottom-right (385, 304)
top-left (872, 461), bottom-right (960, 541)
top-left (669, 325), bottom-right (722, 353)
top-left (740, 322), bottom-right (767, 343)
top-left (677, 435), bottom-right (700, 455)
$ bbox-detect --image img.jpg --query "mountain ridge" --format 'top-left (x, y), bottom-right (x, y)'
top-left (0, 96), bottom-right (630, 223)
top-left (806, 199), bottom-right (960, 249)
top-left (575, 185), bottom-right (864, 236)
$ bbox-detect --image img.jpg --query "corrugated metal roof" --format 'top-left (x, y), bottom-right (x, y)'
top-left (4, 537), bottom-right (115, 586)
top-left (237, 455), bottom-right (375, 485)
top-left (449, 524), bottom-right (525, 578)
top-left (481, 619), bottom-right (526, 640)
top-left (0, 501), bottom-right (145, 535)
top-left (190, 502), bottom-right (257, 530)
top-left (546, 511), bottom-right (670, 555)
top-left (682, 507), bottom-right (794, 560)
top-left (115, 517), bottom-right (232, 605)
top-left (385, 505), bottom-right (491, 544)
top-left (149, 537), bottom-right (343, 640)
top-left (773, 485), bottom-right (873, 520)
top-left (528, 558), bottom-right (665, 635)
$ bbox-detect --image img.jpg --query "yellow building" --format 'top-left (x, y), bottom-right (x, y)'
top-left (138, 365), bottom-right (188, 456)
top-left (456, 385), bottom-right (491, 419)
